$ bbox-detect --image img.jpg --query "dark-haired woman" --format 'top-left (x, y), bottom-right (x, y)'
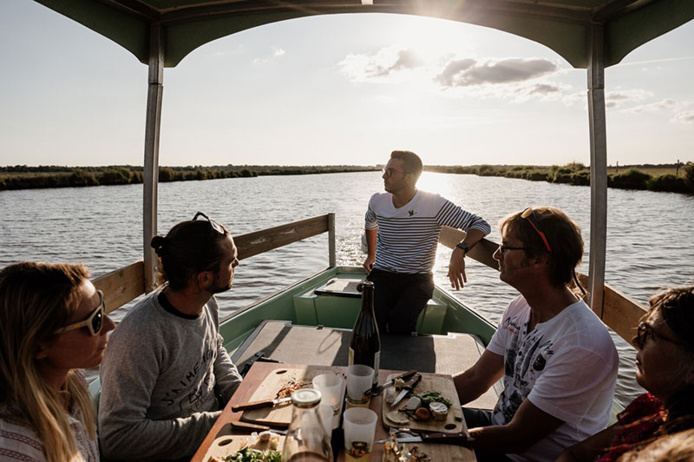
top-left (557, 286), bottom-right (694, 461)
top-left (98, 213), bottom-right (243, 461)
top-left (0, 262), bottom-right (115, 462)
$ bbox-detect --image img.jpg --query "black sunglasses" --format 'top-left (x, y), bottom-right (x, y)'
top-left (498, 245), bottom-right (529, 254)
top-left (634, 321), bottom-right (688, 349)
top-left (54, 290), bottom-right (105, 337)
top-left (192, 212), bottom-right (226, 235)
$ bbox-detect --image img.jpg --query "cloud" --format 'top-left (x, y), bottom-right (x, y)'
top-left (605, 89), bottom-right (652, 108)
top-left (672, 110), bottom-right (694, 124)
top-left (253, 46), bottom-right (286, 64)
top-left (616, 96), bottom-right (694, 124)
top-left (368, 49), bottom-right (421, 77)
top-left (212, 44), bottom-right (246, 57)
top-left (627, 98), bottom-right (677, 112)
top-left (339, 47), bottom-right (422, 81)
top-left (528, 83), bottom-right (561, 95)
top-left (435, 57), bottom-right (558, 87)
top-left (435, 59), bottom-right (475, 86)
top-left (339, 48), bottom-right (568, 102)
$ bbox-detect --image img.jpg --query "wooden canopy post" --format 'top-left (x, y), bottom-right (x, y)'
top-left (328, 213), bottom-right (336, 267)
top-left (143, 23), bottom-right (165, 293)
top-left (587, 24), bottom-right (608, 317)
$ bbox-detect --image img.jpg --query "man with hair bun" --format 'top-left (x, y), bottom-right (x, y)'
top-left (99, 212), bottom-right (243, 461)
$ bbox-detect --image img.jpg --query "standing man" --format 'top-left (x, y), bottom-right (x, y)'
top-left (363, 150), bottom-right (490, 334)
top-left (99, 212), bottom-right (243, 461)
top-left (453, 207), bottom-right (618, 461)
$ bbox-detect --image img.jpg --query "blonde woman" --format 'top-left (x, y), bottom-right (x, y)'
top-left (0, 262), bottom-right (115, 462)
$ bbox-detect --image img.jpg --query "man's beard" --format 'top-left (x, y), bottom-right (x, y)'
top-left (210, 275), bottom-right (233, 294)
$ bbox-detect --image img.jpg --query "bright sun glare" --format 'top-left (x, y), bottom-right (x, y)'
top-left (392, 16), bottom-right (480, 58)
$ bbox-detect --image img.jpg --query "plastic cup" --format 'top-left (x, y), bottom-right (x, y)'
top-left (312, 373), bottom-right (344, 429)
top-left (318, 404), bottom-right (333, 435)
top-left (345, 365), bottom-right (373, 408)
top-left (343, 407), bottom-right (377, 462)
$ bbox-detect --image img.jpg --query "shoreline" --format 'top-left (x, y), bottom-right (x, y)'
top-left (0, 165), bottom-right (379, 191)
top-left (427, 162), bottom-right (694, 196)
top-left (1, 162), bottom-right (692, 195)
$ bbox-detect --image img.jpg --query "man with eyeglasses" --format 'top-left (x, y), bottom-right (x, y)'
top-left (452, 207), bottom-right (618, 462)
top-left (363, 150), bottom-right (490, 335)
top-left (98, 213), bottom-right (243, 462)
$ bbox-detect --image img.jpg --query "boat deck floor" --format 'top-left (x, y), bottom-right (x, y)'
top-left (231, 320), bottom-right (499, 409)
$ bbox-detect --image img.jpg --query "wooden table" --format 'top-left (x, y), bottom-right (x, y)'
top-left (191, 362), bottom-right (476, 462)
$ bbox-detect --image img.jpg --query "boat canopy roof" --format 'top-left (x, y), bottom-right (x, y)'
top-left (35, 0), bottom-right (694, 69)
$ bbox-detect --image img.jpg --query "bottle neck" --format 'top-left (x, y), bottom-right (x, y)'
top-left (360, 287), bottom-right (374, 314)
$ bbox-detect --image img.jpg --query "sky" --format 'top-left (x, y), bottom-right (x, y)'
top-left (1, 1), bottom-right (693, 168)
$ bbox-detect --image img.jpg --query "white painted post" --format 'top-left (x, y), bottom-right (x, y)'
top-left (143, 23), bottom-right (165, 293)
top-left (587, 24), bottom-right (608, 317)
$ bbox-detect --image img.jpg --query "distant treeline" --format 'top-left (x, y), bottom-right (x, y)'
top-left (426, 162), bottom-right (694, 195)
top-left (2, 162), bottom-right (693, 195)
top-left (0, 165), bottom-right (379, 191)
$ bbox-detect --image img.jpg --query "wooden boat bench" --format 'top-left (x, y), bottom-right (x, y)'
top-left (230, 320), bottom-right (500, 409)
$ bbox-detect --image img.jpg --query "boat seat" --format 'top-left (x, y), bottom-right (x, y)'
top-left (230, 320), bottom-right (499, 409)
top-left (295, 276), bottom-right (448, 334)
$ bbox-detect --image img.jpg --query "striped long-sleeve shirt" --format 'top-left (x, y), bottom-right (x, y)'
top-left (365, 190), bottom-right (490, 274)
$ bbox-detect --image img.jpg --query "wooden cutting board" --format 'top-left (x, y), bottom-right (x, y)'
top-left (381, 373), bottom-right (465, 433)
top-left (393, 443), bottom-right (475, 462)
top-left (201, 434), bottom-right (284, 462)
top-left (241, 367), bottom-right (344, 427)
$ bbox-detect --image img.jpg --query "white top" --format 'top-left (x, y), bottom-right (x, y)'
top-left (487, 296), bottom-right (619, 462)
top-left (0, 400), bottom-right (98, 462)
top-left (364, 190), bottom-right (490, 274)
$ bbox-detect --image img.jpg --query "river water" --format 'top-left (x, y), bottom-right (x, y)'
top-left (1, 171), bottom-right (693, 406)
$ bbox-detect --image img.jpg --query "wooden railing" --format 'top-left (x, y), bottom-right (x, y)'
top-left (235, 214), bottom-right (334, 262)
top-left (93, 261), bottom-right (146, 315)
top-left (440, 226), bottom-right (647, 344)
top-left (92, 216), bottom-right (645, 344)
top-left (94, 214), bottom-right (335, 314)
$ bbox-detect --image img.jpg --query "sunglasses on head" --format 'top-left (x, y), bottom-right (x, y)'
top-left (54, 290), bottom-right (105, 336)
top-left (521, 207), bottom-right (552, 253)
top-left (192, 212), bottom-right (226, 235)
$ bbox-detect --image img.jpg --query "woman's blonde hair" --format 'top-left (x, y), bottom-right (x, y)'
top-left (0, 262), bottom-right (96, 462)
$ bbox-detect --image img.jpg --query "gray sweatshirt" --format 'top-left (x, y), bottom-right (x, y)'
top-left (98, 288), bottom-right (242, 460)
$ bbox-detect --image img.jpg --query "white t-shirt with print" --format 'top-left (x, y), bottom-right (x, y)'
top-left (487, 296), bottom-right (619, 462)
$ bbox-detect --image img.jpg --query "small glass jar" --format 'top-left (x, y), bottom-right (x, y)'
top-left (281, 388), bottom-right (334, 462)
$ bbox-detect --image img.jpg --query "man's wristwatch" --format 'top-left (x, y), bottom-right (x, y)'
top-left (456, 241), bottom-right (469, 255)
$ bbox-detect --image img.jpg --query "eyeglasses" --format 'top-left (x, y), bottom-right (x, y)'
top-left (382, 167), bottom-right (405, 178)
top-left (192, 212), bottom-right (225, 235)
top-left (498, 245), bottom-right (529, 254)
top-left (521, 207), bottom-right (552, 253)
top-left (54, 290), bottom-right (105, 336)
top-left (634, 321), bottom-right (689, 349)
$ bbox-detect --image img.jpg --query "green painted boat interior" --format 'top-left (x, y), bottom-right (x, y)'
top-left (218, 266), bottom-right (496, 358)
